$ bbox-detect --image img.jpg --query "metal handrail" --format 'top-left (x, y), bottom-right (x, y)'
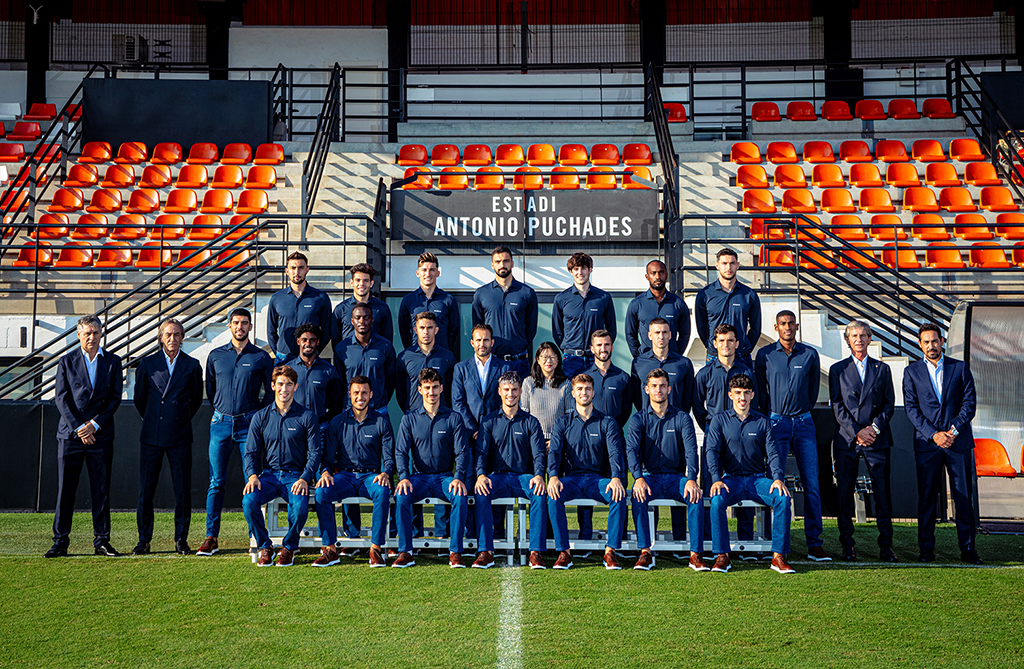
top-left (645, 63), bottom-right (679, 223)
top-left (301, 63), bottom-right (342, 236)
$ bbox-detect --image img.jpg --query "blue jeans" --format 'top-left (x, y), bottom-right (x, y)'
top-left (205, 410), bottom-right (256, 537)
top-left (314, 471), bottom-right (392, 547)
top-left (770, 411), bottom-right (823, 548)
top-left (395, 474), bottom-right (468, 554)
top-left (274, 352), bottom-right (290, 364)
top-left (631, 474), bottom-right (704, 553)
top-left (242, 470), bottom-right (309, 551)
top-left (475, 473), bottom-right (546, 552)
top-left (548, 473), bottom-right (627, 551)
top-left (710, 475), bottom-right (791, 554)
top-left (562, 354), bottom-right (590, 379)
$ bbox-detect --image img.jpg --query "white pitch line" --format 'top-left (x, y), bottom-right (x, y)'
top-left (496, 566), bottom-right (523, 669)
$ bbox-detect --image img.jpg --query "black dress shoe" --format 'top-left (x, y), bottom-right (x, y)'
top-left (94, 542), bottom-right (121, 557)
top-left (175, 540), bottom-right (191, 555)
top-left (880, 549), bottom-right (898, 563)
top-left (919, 552), bottom-right (935, 563)
top-left (841, 546), bottom-right (857, 562)
top-left (44, 544), bottom-right (68, 558)
top-left (132, 542), bottom-right (151, 556)
top-left (961, 550), bottom-right (984, 565)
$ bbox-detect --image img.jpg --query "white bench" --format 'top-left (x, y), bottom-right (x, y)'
top-left (645, 498), bottom-right (775, 554)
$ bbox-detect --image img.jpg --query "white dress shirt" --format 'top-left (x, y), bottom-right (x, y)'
top-left (852, 354), bottom-right (867, 383)
top-left (475, 354), bottom-right (491, 393)
top-left (164, 351), bottom-right (178, 378)
top-left (80, 347), bottom-right (104, 432)
top-left (926, 355), bottom-right (944, 403)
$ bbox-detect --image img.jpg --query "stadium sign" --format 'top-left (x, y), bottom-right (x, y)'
top-left (391, 190), bottom-right (659, 243)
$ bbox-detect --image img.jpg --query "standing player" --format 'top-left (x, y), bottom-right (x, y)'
top-left (694, 248), bottom-right (761, 364)
top-left (552, 252), bottom-right (617, 378)
top-left (398, 252), bottom-right (460, 356)
top-left (266, 252), bottom-right (332, 363)
top-left (331, 263), bottom-right (393, 345)
top-left (624, 259), bottom-right (691, 358)
top-left (472, 245), bottom-right (538, 378)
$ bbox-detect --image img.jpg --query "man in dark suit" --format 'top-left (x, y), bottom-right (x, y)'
top-left (903, 322), bottom-right (982, 565)
top-left (828, 320), bottom-right (896, 563)
top-left (46, 315), bottom-right (124, 558)
top-left (132, 318), bottom-right (204, 556)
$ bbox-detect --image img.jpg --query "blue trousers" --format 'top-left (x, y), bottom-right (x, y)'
top-left (631, 474), bottom-right (704, 553)
top-left (562, 354), bottom-right (591, 379)
top-left (242, 470), bottom-right (309, 552)
top-left (314, 471), bottom-right (391, 547)
top-left (548, 474), bottom-right (627, 551)
top-left (771, 412), bottom-right (823, 549)
top-left (916, 447), bottom-right (976, 554)
top-left (710, 475), bottom-right (790, 554)
top-left (475, 473), bottom-right (546, 552)
top-left (205, 410), bottom-right (255, 537)
top-left (395, 474), bottom-right (468, 553)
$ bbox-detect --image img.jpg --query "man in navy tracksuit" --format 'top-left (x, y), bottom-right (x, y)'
top-left (472, 245), bottom-right (538, 378)
top-left (266, 251), bottom-right (332, 363)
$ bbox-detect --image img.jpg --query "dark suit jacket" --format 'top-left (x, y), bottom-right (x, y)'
top-left (828, 356), bottom-right (895, 450)
top-left (451, 356), bottom-right (510, 435)
top-left (54, 347), bottom-right (123, 443)
top-left (902, 356), bottom-right (976, 452)
top-left (134, 350), bottom-right (205, 448)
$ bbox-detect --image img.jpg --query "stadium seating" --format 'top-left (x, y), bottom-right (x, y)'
top-left (30, 213), bottom-right (70, 239)
top-left (236, 190), bottom-right (269, 214)
top-left (199, 189), bottom-right (234, 214)
top-left (840, 141), bottom-right (872, 162)
top-left (1015, 242), bottom-right (1024, 267)
top-left (217, 244), bottom-right (253, 268)
top-left (829, 215), bottom-right (867, 240)
top-left (751, 102), bottom-right (781, 122)
top-left (0, 144), bottom-right (25, 162)
top-left (773, 165), bottom-right (805, 189)
top-left (952, 214), bottom-right (993, 239)
top-left (114, 142), bottom-right (148, 164)
top-left (903, 187), bottom-right (940, 212)
top-left (1, 190), bottom-right (28, 213)
top-left (188, 215), bottom-right (224, 240)
top-left (244, 166), bottom-right (277, 189)
top-left (178, 242), bottom-right (213, 268)
top-left (794, 215), bottom-right (826, 240)
top-left (164, 189), bottom-right (198, 214)
top-left (912, 140), bottom-right (946, 162)
top-left (590, 144), bottom-right (620, 165)
top-left (922, 98), bottom-right (956, 119)
top-left (585, 167), bottom-right (616, 190)
top-left (513, 166), bottom-right (543, 190)
top-left (47, 188), bottom-right (84, 213)
top-left (876, 140), bottom-right (909, 162)
top-left (110, 214), bottom-right (147, 240)
top-left (53, 242), bottom-right (94, 268)
top-left (821, 100), bottom-right (853, 121)
top-left (964, 162), bottom-right (1001, 186)
top-left (71, 214), bottom-right (109, 239)
top-left (742, 190), bottom-right (775, 214)
top-left (749, 217), bottom-right (788, 239)
top-left (402, 167), bottom-right (431, 189)
top-left (869, 214), bottom-right (908, 240)
top-left (949, 139), bottom-right (985, 162)
top-left (886, 164), bottom-right (920, 187)
top-left (881, 243), bottom-right (920, 269)
top-left (786, 101), bottom-right (816, 121)
top-left (996, 213), bottom-right (1024, 239)
top-left (438, 167), bottom-right (469, 190)
top-left (737, 165), bottom-right (767, 189)
top-left (125, 189), bottom-right (161, 214)
top-left (623, 144), bottom-right (653, 165)
top-left (462, 144), bottom-right (493, 165)
top-left (212, 165), bottom-right (244, 189)
top-left (760, 247), bottom-right (794, 266)
top-left (802, 141), bottom-right (835, 163)
top-left (152, 143), bottom-right (183, 165)
top-left (939, 187), bottom-right (977, 212)
top-left (850, 164), bottom-right (884, 188)
top-left (821, 189), bottom-right (855, 213)
top-left (94, 242), bottom-right (133, 268)
top-left (840, 242), bottom-right (878, 269)
top-left (101, 165), bottom-right (135, 189)
top-left (63, 164), bottom-right (99, 188)
top-left (526, 144), bottom-right (556, 166)
top-left (888, 99), bottom-right (921, 120)
top-left (663, 103), bottom-right (688, 122)
top-left (64, 103), bottom-right (82, 121)
top-left (188, 143), bottom-right (219, 164)
top-left (430, 144), bottom-right (460, 166)
top-left (766, 142), bottom-right (798, 164)
top-left (781, 189), bottom-right (815, 213)
top-left (974, 439), bottom-right (1017, 477)
top-left (7, 121), bottom-right (41, 141)
top-left (149, 215), bottom-right (185, 240)
top-left (558, 144), bottom-right (588, 165)
top-left (474, 167), bottom-right (504, 190)
top-left (176, 165), bottom-right (209, 188)
top-left (812, 164), bottom-right (844, 188)
top-left (22, 103), bottom-right (57, 121)
top-left (623, 166), bottom-right (653, 189)
top-left (139, 165), bottom-right (172, 189)
top-left (859, 189), bottom-right (895, 213)
top-left (912, 214), bottom-right (950, 240)
top-left (979, 186), bottom-right (1019, 211)
top-left (550, 167), bottom-right (579, 190)
top-left (970, 242), bottom-right (1014, 268)
top-left (925, 242), bottom-right (965, 269)
top-left (925, 163), bottom-right (961, 187)
top-left (254, 143), bottom-right (285, 165)
top-left (13, 242), bottom-right (52, 267)
top-left (222, 143), bottom-right (253, 165)
top-left (495, 144), bottom-right (525, 166)
top-left (799, 245), bottom-right (837, 269)
top-left (397, 144), bottom-right (427, 166)
top-left (730, 142), bottom-right (762, 164)
top-left (134, 242), bottom-right (173, 268)
top-left (855, 100), bottom-right (887, 121)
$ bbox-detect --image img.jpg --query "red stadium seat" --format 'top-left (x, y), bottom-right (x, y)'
top-left (912, 214), bottom-right (951, 241)
top-left (774, 165), bottom-right (806, 189)
top-left (77, 142), bottom-right (112, 164)
top-left (163, 189), bottom-right (199, 214)
top-left (623, 166), bottom-right (653, 190)
top-left (70, 213), bottom-right (108, 239)
top-left (199, 189), bottom-right (234, 214)
top-left (802, 141), bottom-right (835, 163)
top-left (953, 213), bottom-right (993, 240)
top-left (830, 215), bottom-right (868, 241)
top-left (114, 142), bottom-right (148, 164)
top-left (431, 144), bottom-right (460, 166)
top-left (821, 100), bottom-right (853, 121)
top-left (970, 242), bottom-right (1014, 268)
top-left (950, 139), bottom-right (985, 162)
top-left (125, 189), bottom-right (161, 214)
top-left (139, 165), bottom-right (172, 189)
top-left (888, 98), bottom-right (921, 120)
top-left (925, 163), bottom-right (961, 187)
top-left (742, 190), bottom-right (776, 214)
top-left (980, 186), bottom-right (1019, 211)
top-left (134, 242), bottom-right (173, 269)
top-left (786, 101), bottom-right (816, 121)
top-left (859, 189), bottom-right (895, 213)
top-left (964, 162), bottom-right (1001, 186)
top-left (876, 140), bottom-right (909, 163)
top-left (1, 189), bottom-right (28, 213)
top-left (663, 103), bottom-right (688, 122)
top-left (590, 144), bottom-right (620, 165)
top-left (812, 164), bottom-right (845, 188)
top-left (996, 213), bottom-right (1024, 239)
top-left (526, 144), bottom-right (556, 167)
top-left (236, 190), bottom-right (269, 214)
top-left (886, 163), bottom-right (920, 187)
top-left (974, 439), bottom-right (1017, 477)
top-left (244, 166), bottom-right (277, 189)
top-left (12, 242), bottom-right (52, 267)
top-left (47, 187), bottom-right (84, 213)
top-left (22, 103), bottom-right (57, 121)
top-left (402, 167), bottom-right (431, 190)
top-left (474, 166), bottom-right (504, 190)
top-left (737, 165), bottom-right (768, 189)
top-left (254, 143), bottom-right (285, 165)
top-left (821, 189), bottom-right (856, 213)
top-left (855, 100), bottom-right (887, 121)
top-left (188, 215), bottom-right (224, 240)
top-left (922, 98), bottom-right (956, 120)
top-left (925, 242), bottom-right (965, 269)
top-left (187, 143), bottom-right (219, 164)
top-left (149, 214), bottom-right (185, 240)
top-left (221, 143), bottom-right (252, 165)
top-left (397, 144), bottom-right (427, 166)
top-left (766, 142), bottom-right (798, 164)
top-left (7, 121), bottom-right (41, 141)
top-left (178, 241), bottom-right (212, 268)
top-left (840, 242), bottom-right (878, 269)
top-left (940, 187), bottom-right (977, 212)
top-left (912, 140), bottom-right (946, 162)
top-left (64, 103), bottom-right (83, 121)
top-left (513, 166), bottom-right (543, 190)
top-left (30, 213), bottom-right (70, 239)
top-left (100, 164), bottom-right (135, 189)
top-left (903, 187), bottom-right (940, 212)
top-left (175, 165), bottom-right (209, 189)
top-left (462, 144), bottom-right (493, 166)
top-left (151, 143), bottom-right (183, 165)
top-left (63, 164), bottom-right (99, 188)
top-left (850, 164), bottom-right (884, 188)
top-left (495, 144), bottom-right (525, 166)
top-left (730, 142), bottom-right (762, 164)
top-left (110, 214), bottom-right (147, 240)
top-left (94, 241), bottom-right (133, 268)
top-left (751, 102), bottom-right (781, 122)
top-left (881, 243), bottom-right (920, 269)
top-left (869, 214), bottom-right (908, 240)
top-left (782, 189), bottom-right (816, 213)
top-left (211, 165), bottom-right (244, 189)
top-left (623, 143), bottom-right (653, 165)
top-left (585, 166), bottom-right (617, 190)
top-left (558, 144), bottom-right (588, 166)
top-left (840, 141), bottom-right (872, 163)
top-left (438, 167), bottom-right (469, 190)
top-left (550, 167), bottom-right (580, 190)
top-left (0, 143), bottom-right (26, 162)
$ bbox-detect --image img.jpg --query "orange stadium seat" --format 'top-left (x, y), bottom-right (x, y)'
top-left (925, 163), bottom-right (961, 187)
top-left (200, 189), bottom-right (234, 214)
top-left (799, 245), bottom-right (837, 269)
top-left (923, 98), bottom-right (956, 119)
top-left (850, 164), bottom-right (884, 188)
top-left (888, 99), bottom-right (921, 120)
top-left (431, 144), bottom-right (460, 166)
top-left (886, 163), bottom-right (920, 187)
top-left (996, 213), bottom-right (1024, 239)
top-left (940, 187), bottom-right (977, 212)
top-left (980, 186), bottom-right (1019, 211)
top-left (7, 121), bottom-right (41, 141)
top-left (151, 143), bottom-right (183, 165)
top-left (513, 166), bottom-right (543, 190)
top-left (63, 164), bottom-right (99, 188)
top-left (586, 166), bottom-right (617, 190)
top-left (101, 164), bottom-right (135, 189)
top-left (462, 144), bottom-right (493, 166)
top-left (840, 141), bottom-right (873, 163)
top-left (953, 213), bottom-right (994, 239)
top-left (139, 165), bottom-right (172, 189)
top-left (438, 167), bottom-right (469, 190)
top-left (558, 144), bottom-right (588, 166)
top-left (742, 190), bottom-right (776, 214)
top-left (750, 217), bottom-right (788, 240)
top-left (114, 142), bottom-right (148, 164)
top-left (30, 213), bottom-right (70, 239)
top-left (149, 214), bottom-right (185, 240)
top-left (22, 103), bottom-right (56, 120)
top-left (869, 214), bottom-right (908, 240)
top-left (912, 140), bottom-right (946, 162)
top-left (974, 439), bottom-right (1017, 477)
top-left (751, 102), bottom-right (781, 122)
top-left (881, 243), bottom-right (920, 269)
top-left (730, 142), bottom-right (762, 164)
top-left (77, 142), bottom-right (112, 164)
top-left (110, 214), bottom-right (147, 240)
top-left (1, 189), bottom-right (28, 213)
top-left (188, 143), bottom-right (219, 164)
top-left (950, 139), bottom-right (985, 162)
top-left (964, 162), bottom-right (1001, 186)
top-left (216, 244), bottom-right (253, 268)
top-left (830, 215), bottom-right (867, 240)
top-left (0, 143), bottom-right (25, 162)
top-left (767, 142), bottom-right (798, 164)
top-left (663, 103), bottom-right (688, 122)
top-left (474, 167), bottom-right (504, 190)
top-left (134, 242), bottom-right (173, 269)
top-left (245, 166), bottom-right (277, 189)
top-left (590, 144), bottom-right (620, 165)
top-left (178, 241), bottom-right (212, 268)
top-left (164, 189), bottom-right (199, 214)
top-left (821, 100), bottom-right (854, 121)
top-left (803, 141), bottom-right (835, 163)
top-left (821, 189), bottom-right (856, 213)
top-left (903, 187), bottom-right (940, 212)
top-left (782, 189), bottom-right (816, 213)
top-left (794, 215), bottom-right (826, 240)
top-left (840, 242), bottom-right (878, 269)
top-left (94, 241), bottom-right (133, 268)
top-left (925, 242), bottom-right (965, 268)
top-left (53, 242), bottom-right (94, 268)
top-left (774, 165), bottom-right (806, 189)
top-left (254, 143), bottom-right (285, 165)
top-left (812, 164), bottom-right (845, 188)
top-left (397, 144), bottom-right (427, 166)
top-left (760, 247), bottom-right (795, 267)
top-left (402, 167), bottom-right (431, 189)
top-left (970, 242), bottom-right (1014, 268)
top-left (236, 190), bottom-right (269, 214)
top-left (1015, 242), bottom-right (1024, 267)
top-left (860, 189), bottom-right (895, 213)
top-left (12, 242), bottom-right (52, 267)
top-left (188, 215), bottom-right (224, 240)
top-left (70, 213), bottom-right (108, 239)
top-left (786, 101), bottom-right (816, 121)
top-left (855, 99), bottom-right (887, 120)
top-left (495, 144), bottom-right (525, 166)
top-left (550, 167), bottom-right (580, 190)
top-left (912, 214), bottom-right (951, 241)
top-left (211, 165), bottom-right (244, 189)
top-left (175, 165), bottom-right (208, 189)
top-left (623, 143), bottom-right (653, 165)
top-left (221, 143), bottom-right (252, 165)
top-left (125, 189), bottom-right (161, 214)
top-left (623, 166), bottom-right (653, 189)
top-left (47, 187), bottom-right (84, 213)
top-left (876, 140), bottom-right (909, 162)
top-left (526, 144), bottom-right (556, 166)
top-left (226, 215), bottom-right (258, 240)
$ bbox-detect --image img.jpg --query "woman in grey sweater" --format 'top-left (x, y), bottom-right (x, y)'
top-left (520, 341), bottom-right (572, 441)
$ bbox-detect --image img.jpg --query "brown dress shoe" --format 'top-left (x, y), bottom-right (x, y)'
top-left (603, 550), bottom-right (622, 570)
top-left (553, 550), bottom-right (573, 570)
top-left (472, 551), bottom-right (495, 569)
top-left (256, 548), bottom-right (274, 567)
top-left (449, 552), bottom-right (466, 569)
top-left (369, 546), bottom-right (386, 568)
top-left (275, 548), bottom-right (295, 567)
top-left (391, 551), bottom-right (415, 568)
top-left (312, 546), bottom-right (340, 567)
top-left (529, 551), bottom-right (546, 569)
top-left (633, 550), bottom-right (654, 571)
top-left (771, 553), bottom-right (796, 574)
top-left (711, 553), bottom-right (731, 573)
top-left (689, 553), bottom-right (710, 572)
top-left (807, 546), bottom-right (832, 562)
top-left (196, 536), bottom-right (219, 556)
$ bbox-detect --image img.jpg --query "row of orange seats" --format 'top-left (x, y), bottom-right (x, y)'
top-left (24, 212), bottom-right (260, 241)
top-left (62, 164), bottom-right (276, 190)
top-left (760, 241), bottom-right (1024, 270)
top-left (402, 165), bottom-right (654, 191)
top-left (739, 162), bottom-right (1001, 190)
top-left (752, 98), bottom-right (953, 122)
top-left (10, 241), bottom-right (253, 269)
top-left (751, 213), bottom-right (1024, 242)
top-left (742, 186), bottom-right (1018, 214)
top-left (44, 187), bottom-right (270, 215)
top-left (398, 143), bottom-right (654, 168)
top-left (78, 141), bottom-right (285, 166)
top-left (975, 439), bottom-right (1023, 478)
top-left (730, 138), bottom-right (985, 165)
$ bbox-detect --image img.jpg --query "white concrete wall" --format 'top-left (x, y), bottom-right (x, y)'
top-left (0, 70), bottom-right (27, 112)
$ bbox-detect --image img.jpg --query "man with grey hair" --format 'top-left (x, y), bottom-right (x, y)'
top-left (828, 320), bottom-right (897, 562)
top-left (132, 318), bottom-right (205, 556)
top-left (45, 315), bottom-right (124, 558)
